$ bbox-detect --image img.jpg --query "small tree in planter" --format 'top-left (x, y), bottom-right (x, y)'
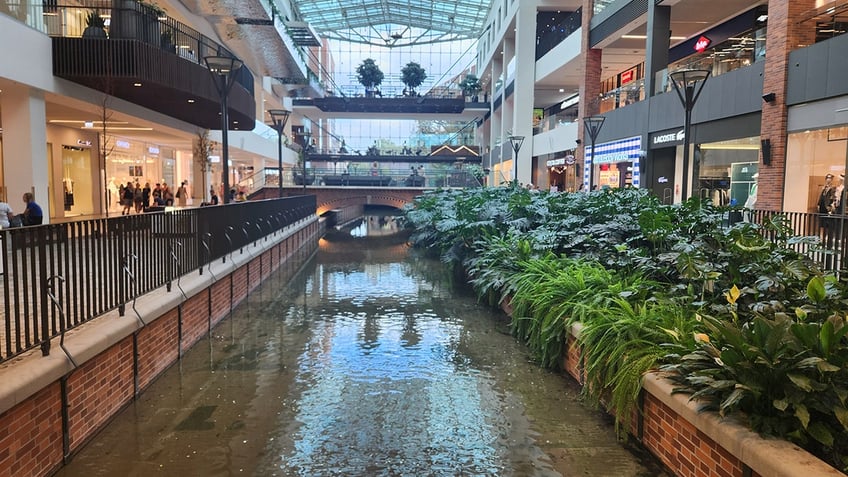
top-left (401, 61), bottom-right (427, 96)
top-left (83, 11), bottom-right (108, 38)
top-left (459, 73), bottom-right (483, 102)
top-left (356, 58), bottom-right (384, 97)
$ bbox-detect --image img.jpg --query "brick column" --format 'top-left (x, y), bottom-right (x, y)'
top-left (757, 0), bottom-right (816, 210)
top-left (578, 0), bottom-right (603, 189)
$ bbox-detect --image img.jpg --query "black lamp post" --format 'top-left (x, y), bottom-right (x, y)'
top-left (583, 115), bottom-right (605, 190)
top-left (507, 135), bottom-right (525, 184)
top-left (268, 109), bottom-right (290, 197)
top-left (204, 55), bottom-right (244, 204)
top-left (301, 131), bottom-right (311, 193)
top-left (669, 69), bottom-right (710, 200)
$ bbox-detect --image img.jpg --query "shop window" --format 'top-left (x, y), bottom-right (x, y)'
top-left (698, 137), bottom-right (760, 207)
top-left (785, 127), bottom-right (848, 213)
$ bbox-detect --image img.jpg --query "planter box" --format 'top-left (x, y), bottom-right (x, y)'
top-left (562, 326), bottom-right (843, 477)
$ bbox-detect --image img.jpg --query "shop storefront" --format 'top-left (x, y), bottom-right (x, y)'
top-left (545, 153), bottom-right (578, 192)
top-left (785, 97), bottom-right (848, 214)
top-left (648, 113), bottom-right (760, 205)
top-left (584, 136), bottom-right (641, 190)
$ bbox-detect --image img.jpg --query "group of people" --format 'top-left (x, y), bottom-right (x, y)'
top-left (0, 192), bottom-right (43, 228)
top-left (118, 181), bottom-right (189, 214)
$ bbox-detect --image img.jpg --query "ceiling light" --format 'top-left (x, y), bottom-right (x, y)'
top-left (558, 88), bottom-right (565, 92)
top-left (187, 99), bottom-right (195, 103)
top-left (133, 82), bottom-right (142, 87)
top-left (757, 14), bottom-right (768, 22)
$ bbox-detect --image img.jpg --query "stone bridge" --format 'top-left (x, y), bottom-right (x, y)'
top-left (253, 186), bottom-right (428, 220)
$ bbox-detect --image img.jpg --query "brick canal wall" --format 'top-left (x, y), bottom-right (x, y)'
top-left (0, 217), bottom-right (321, 477)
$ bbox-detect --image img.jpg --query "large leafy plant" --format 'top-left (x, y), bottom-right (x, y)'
top-left (662, 278), bottom-right (848, 470)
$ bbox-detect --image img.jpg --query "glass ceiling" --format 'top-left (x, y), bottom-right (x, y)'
top-left (291, 0), bottom-right (493, 47)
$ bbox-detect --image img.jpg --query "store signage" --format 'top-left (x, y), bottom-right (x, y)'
top-left (209, 155), bottom-right (221, 163)
top-left (148, 146), bottom-right (160, 155)
top-left (621, 69), bottom-right (635, 85)
top-left (694, 36), bottom-right (711, 53)
top-left (115, 140), bottom-right (131, 149)
top-left (76, 139), bottom-right (91, 147)
top-left (565, 155), bottom-right (575, 165)
top-left (652, 129), bottom-right (685, 146)
top-left (547, 158), bottom-right (565, 167)
top-left (584, 136), bottom-right (642, 189)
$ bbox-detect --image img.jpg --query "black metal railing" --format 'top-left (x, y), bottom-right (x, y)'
top-left (750, 209), bottom-right (848, 272)
top-left (0, 196), bottom-right (314, 362)
top-left (2, 0), bottom-right (253, 94)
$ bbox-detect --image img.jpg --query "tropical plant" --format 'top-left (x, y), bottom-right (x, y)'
top-left (459, 73), bottom-right (482, 98)
top-left (400, 61), bottom-right (427, 95)
top-left (662, 279), bottom-right (848, 470)
top-left (356, 58), bottom-right (384, 93)
top-left (83, 10), bottom-right (107, 38)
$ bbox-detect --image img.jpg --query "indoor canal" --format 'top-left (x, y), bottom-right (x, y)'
top-left (55, 215), bottom-right (668, 477)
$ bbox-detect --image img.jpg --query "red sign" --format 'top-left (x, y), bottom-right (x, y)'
top-left (694, 36), bottom-right (712, 53)
top-left (620, 69), bottom-right (634, 85)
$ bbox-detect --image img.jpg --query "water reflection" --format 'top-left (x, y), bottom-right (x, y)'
top-left (349, 215), bottom-right (401, 237)
top-left (55, 232), bottom-right (666, 477)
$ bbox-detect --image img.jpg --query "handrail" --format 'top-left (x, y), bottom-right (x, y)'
top-left (0, 195), bottom-right (315, 363)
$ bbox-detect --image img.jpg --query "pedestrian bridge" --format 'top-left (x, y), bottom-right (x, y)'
top-left (245, 167), bottom-right (481, 219)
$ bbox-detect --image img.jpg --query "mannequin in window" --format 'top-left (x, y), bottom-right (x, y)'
top-left (834, 174), bottom-right (846, 215)
top-left (818, 173), bottom-right (837, 215)
top-left (743, 173), bottom-right (758, 222)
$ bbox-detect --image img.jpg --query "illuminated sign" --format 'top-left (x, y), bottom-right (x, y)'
top-left (76, 139), bottom-right (92, 147)
top-left (148, 146), bottom-right (160, 154)
top-left (115, 140), bottom-right (131, 149)
top-left (694, 36), bottom-right (712, 53)
top-left (621, 69), bottom-right (635, 85)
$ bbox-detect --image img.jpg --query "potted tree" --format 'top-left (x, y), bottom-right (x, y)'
top-left (83, 10), bottom-right (108, 38)
top-left (459, 73), bottom-right (483, 102)
top-left (401, 61), bottom-right (427, 97)
top-left (356, 58), bottom-right (384, 98)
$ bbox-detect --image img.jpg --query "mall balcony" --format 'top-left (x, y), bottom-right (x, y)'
top-left (35, 1), bottom-right (256, 129)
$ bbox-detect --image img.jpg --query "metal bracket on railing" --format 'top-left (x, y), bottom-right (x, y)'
top-left (224, 226), bottom-right (234, 264)
top-left (201, 232), bottom-right (216, 281)
top-left (169, 241), bottom-right (187, 300)
top-left (240, 224), bottom-right (250, 255)
top-left (121, 253), bottom-right (143, 326)
top-left (46, 275), bottom-right (77, 368)
top-left (255, 221), bottom-right (263, 246)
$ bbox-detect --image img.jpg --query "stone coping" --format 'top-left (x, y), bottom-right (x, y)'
top-left (0, 217), bottom-right (317, 416)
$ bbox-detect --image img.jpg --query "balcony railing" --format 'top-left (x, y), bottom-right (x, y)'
top-left (0, 196), bottom-right (314, 362)
top-left (2, 1), bottom-right (254, 94)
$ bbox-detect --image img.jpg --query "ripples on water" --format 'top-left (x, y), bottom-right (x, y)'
top-left (55, 223), bottom-right (665, 477)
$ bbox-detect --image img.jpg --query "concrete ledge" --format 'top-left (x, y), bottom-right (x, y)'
top-left (643, 373), bottom-right (844, 477)
top-left (0, 216), bottom-right (318, 417)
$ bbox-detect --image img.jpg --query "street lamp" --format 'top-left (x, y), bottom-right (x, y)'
top-left (583, 115), bottom-right (605, 190)
top-left (204, 55), bottom-right (244, 204)
top-left (507, 135), bottom-right (525, 184)
top-left (268, 109), bottom-right (290, 197)
top-left (301, 131), bottom-right (311, 193)
top-left (669, 69), bottom-right (710, 200)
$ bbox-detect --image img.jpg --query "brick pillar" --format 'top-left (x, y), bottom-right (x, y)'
top-left (757, 0), bottom-right (816, 210)
top-left (577, 0), bottom-right (603, 190)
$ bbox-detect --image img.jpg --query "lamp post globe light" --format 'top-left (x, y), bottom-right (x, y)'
top-left (301, 131), bottom-right (311, 193)
top-left (583, 115), bottom-right (605, 190)
top-left (669, 69), bottom-right (710, 200)
top-left (268, 109), bottom-right (290, 197)
top-left (507, 135), bottom-right (525, 184)
top-left (204, 55), bottom-right (244, 204)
